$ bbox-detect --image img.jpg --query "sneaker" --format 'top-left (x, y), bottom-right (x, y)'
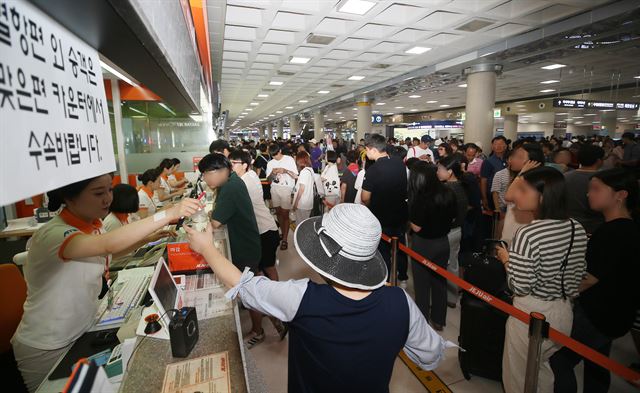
top-left (398, 280), bottom-right (408, 289)
top-left (245, 330), bottom-right (265, 349)
top-left (270, 318), bottom-right (289, 340)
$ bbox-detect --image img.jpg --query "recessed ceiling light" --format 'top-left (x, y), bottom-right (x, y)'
top-left (584, 114), bottom-right (596, 116)
top-left (353, 108), bottom-right (358, 111)
top-left (299, 100), bottom-right (308, 103)
top-left (290, 57), bottom-right (311, 64)
top-left (276, 110), bottom-right (283, 113)
top-left (269, 81), bottom-right (283, 86)
top-left (439, 104), bottom-right (450, 107)
top-left (395, 106), bottom-right (404, 109)
top-left (269, 114), bottom-right (275, 117)
top-left (327, 118), bottom-right (333, 121)
top-left (540, 80), bottom-right (559, 84)
top-left (573, 116), bottom-right (583, 119)
top-left (250, 102), bottom-right (259, 105)
top-left (410, 109), bottom-right (418, 112)
top-left (539, 121), bottom-right (548, 124)
top-left (386, 112), bottom-right (394, 115)
top-left (405, 46), bottom-right (431, 55)
top-left (409, 95), bottom-right (421, 98)
top-left (458, 83), bottom-right (467, 88)
top-left (241, 112), bottom-right (248, 115)
top-left (317, 90), bottom-right (330, 94)
top-left (257, 94), bottom-right (269, 98)
top-left (556, 113), bottom-right (568, 115)
top-left (376, 102), bottom-right (386, 105)
top-left (348, 75), bottom-right (365, 81)
top-left (634, 76), bottom-right (640, 79)
top-left (540, 89), bottom-right (555, 93)
top-left (336, 0), bottom-right (376, 15)
top-left (617, 117), bottom-right (627, 120)
top-left (426, 100), bottom-right (438, 104)
top-left (335, 112), bottom-right (342, 114)
top-left (285, 106), bottom-right (293, 109)
top-left (541, 64), bottom-right (566, 70)
top-left (245, 108), bottom-right (252, 111)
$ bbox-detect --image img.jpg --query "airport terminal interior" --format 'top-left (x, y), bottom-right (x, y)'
top-left (1, 0), bottom-right (640, 392)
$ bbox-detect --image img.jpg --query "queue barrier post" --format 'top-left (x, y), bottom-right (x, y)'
top-left (523, 312), bottom-right (549, 393)
top-left (390, 237), bottom-right (399, 287)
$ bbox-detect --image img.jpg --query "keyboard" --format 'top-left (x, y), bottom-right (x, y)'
top-left (95, 274), bottom-right (152, 327)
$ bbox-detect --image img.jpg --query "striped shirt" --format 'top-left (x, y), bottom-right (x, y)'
top-left (507, 219), bottom-right (587, 301)
top-left (490, 168), bottom-right (511, 211)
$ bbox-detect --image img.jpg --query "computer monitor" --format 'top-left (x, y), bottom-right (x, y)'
top-left (148, 257), bottom-right (182, 325)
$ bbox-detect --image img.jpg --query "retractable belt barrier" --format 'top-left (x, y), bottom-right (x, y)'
top-left (380, 233), bottom-right (640, 387)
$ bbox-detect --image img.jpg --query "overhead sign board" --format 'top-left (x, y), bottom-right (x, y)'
top-left (371, 114), bottom-right (383, 124)
top-left (0, 0), bottom-right (116, 205)
top-left (553, 98), bottom-right (639, 111)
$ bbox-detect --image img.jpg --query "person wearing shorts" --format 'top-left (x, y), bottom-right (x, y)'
top-left (266, 144), bottom-right (298, 250)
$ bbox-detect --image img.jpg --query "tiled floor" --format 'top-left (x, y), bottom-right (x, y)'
top-left (239, 230), bottom-right (639, 393)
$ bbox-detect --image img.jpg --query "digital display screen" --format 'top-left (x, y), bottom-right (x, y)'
top-left (553, 98), bottom-right (639, 110)
top-left (154, 261), bottom-right (178, 318)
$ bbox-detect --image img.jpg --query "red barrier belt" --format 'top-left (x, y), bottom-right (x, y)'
top-left (380, 234), bottom-right (640, 386)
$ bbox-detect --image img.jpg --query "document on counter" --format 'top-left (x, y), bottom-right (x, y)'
top-left (161, 351), bottom-right (231, 393)
top-left (182, 273), bottom-right (233, 319)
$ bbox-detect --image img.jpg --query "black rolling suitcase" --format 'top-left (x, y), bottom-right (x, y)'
top-left (458, 239), bottom-right (512, 381)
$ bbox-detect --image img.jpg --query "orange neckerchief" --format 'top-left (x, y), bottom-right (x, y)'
top-left (58, 208), bottom-right (102, 234)
top-left (139, 185), bottom-right (154, 199)
top-left (113, 212), bottom-right (129, 225)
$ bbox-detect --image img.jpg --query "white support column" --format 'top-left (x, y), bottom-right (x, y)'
top-left (314, 111), bottom-right (324, 141)
top-left (289, 115), bottom-right (299, 137)
top-left (277, 120), bottom-right (283, 139)
top-left (110, 79), bottom-right (128, 184)
top-left (503, 114), bottom-right (518, 143)
top-left (267, 124), bottom-right (273, 140)
top-left (463, 64), bottom-right (501, 150)
top-left (356, 101), bottom-right (371, 142)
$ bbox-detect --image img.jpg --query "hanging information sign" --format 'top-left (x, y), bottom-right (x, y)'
top-left (0, 0), bottom-right (115, 205)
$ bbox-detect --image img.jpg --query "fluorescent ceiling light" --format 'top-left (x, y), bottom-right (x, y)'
top-left (348, 75), bottom-right (365, 81)
top-left (439, 104), bottom-right (450, 108)
top-left (269, 114), bottom-right (275, 117)
top-left (129, 107), bottom-right (147, 116)
top-left (635, 76), bottom-right (640, 79)
top-left (336, 0), bottom-right (376, 15)
top-left (539, 121), bottom-right (548, 124)
top-left (405, 46), bottom-right (431, 55)
top-left (410, 109), bottom-right (418, 112)
top-left (100, 60), bottom-right (139, 87)
top-left (409, 95), bottom-right (421, 98)
top-left (335, 112), bottom-right (342, 114)
top-left (290, 57), bottom-right (311, 64)
top-left (317, 90), bottom-right (330, 94)
top-left (299, 100), bottom-right (308, 103)
top-left (458, 84), bottom-right (467, 88)
top-left (541, 64), bottom-right (566, 70)
top-left (573, 116), bottom-right (583, 119)
top-left (257, 94), bottom-right (269, 98)
top-left (285, 106), bottom-right (293, 109)
top-left (426, 100), bottom-right (438, 104)
top-left (376, 102), bottom-right (386, 105)
top-left (540, 89), bottom-right (555, 93)
top-left (245, 108), bottom-right (253, 111)
top-left (269, 81), bottom-right (283, 86)
top-left (395, 106), bottom-right (404, 109)
top-left (159, 103), bottom-right (175, 116)
top-left (276, 110), bottom-right (283, 113)
top-left (250, 102), bottom-right (259, 106)
top-left (386, 112), bottom-right (394, 115)
top-left (584, 113), bottom-right (596, 116)
top-left (556, 113), bottom-right (568, 115)
top-left (353, 108), bottom-right (358, 110)
top-left (540, 80), bottom-right (559, 84)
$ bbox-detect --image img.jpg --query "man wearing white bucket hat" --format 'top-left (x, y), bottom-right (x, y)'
top-left (185, 203), bottom-right (456, 392)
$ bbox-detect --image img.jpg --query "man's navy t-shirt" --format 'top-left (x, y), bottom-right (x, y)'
top-left (362, 156), bottom-right (408, 228)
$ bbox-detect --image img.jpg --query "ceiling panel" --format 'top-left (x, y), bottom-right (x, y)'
top-left (212, 0), bottom-right (628, 128)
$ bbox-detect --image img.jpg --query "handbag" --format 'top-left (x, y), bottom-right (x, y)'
top-left (462, 239), bottom-right (512, 300)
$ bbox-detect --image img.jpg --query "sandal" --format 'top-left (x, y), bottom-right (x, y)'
top-left (280, 240), bottom-right (288, 250)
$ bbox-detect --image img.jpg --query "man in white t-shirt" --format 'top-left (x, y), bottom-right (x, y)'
top-left (266, 144), bottom-right (298, 250)
top-left (405, 135), bottom-right (434, 163)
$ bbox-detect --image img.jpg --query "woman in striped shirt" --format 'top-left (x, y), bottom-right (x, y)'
top-left (496, 166), bottom-right (587, 393)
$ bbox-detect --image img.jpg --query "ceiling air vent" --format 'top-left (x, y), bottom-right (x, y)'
top-left (371, 63), bottom-right (391, 69)
top-left (456, 18), bottom-right (495, 32)
top-left (306, 33), bottom-right (336, 45)
top-left (277, 71), bottom-right (295, 76)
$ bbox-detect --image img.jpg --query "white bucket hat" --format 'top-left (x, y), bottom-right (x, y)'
top-left (294, 204), bottom-right (388, 290)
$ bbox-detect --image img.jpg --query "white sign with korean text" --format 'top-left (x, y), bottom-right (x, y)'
top-left (0, 0), bottom-right (115, 206)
